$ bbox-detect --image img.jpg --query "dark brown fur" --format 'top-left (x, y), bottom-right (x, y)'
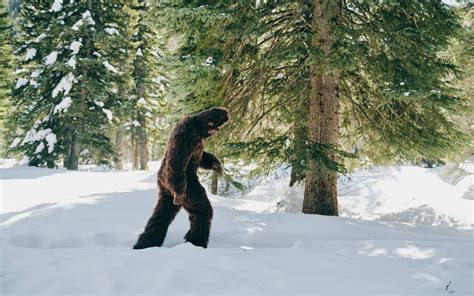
top-left (134, 107), bottom-right (229, 249)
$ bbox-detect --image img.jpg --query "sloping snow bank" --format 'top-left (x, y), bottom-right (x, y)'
top-left (1, 160), bottom-right (473, 295)
top-left (259, 164), bottom-right (473, 230)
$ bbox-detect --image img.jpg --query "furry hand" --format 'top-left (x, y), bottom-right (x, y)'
top-left (173, 192), bottom-right (187, 206)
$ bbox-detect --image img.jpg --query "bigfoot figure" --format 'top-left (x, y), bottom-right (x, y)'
top-left (134, 107), bottom-right (230, 249)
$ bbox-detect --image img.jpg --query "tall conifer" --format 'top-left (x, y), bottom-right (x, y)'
top-left (161, 0), bottom-right (465, 214)
top-left (9, 0), bottom-right (132, 169)
top-left (0, 1), bottom-right (13, 155)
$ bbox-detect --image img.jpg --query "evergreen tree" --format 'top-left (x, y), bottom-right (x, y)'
top-left (449, 4), bottom-right (473, 159)
top-left (0, 1), bottom-right (13, 155)
top-left (153, 2), bottom-right (254, 193)
top-left (128, 0), bottom-right (169, 170)
top-left (159, 0), bottom-right (465, 215)
top-left (9, 0), bottom-right (132, 169)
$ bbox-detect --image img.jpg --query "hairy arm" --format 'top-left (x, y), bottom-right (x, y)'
top-left (200, 151), bottom-right (223, 175)
top-left (168, 139), bottom-right (193, 205)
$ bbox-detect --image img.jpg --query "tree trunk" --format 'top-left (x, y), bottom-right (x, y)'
top-left (68, 140), bottom-right (81, 170)
top-left (132, 133), bottom-right (139, 170)
top-left (114, 127), bottom-right (124, 170)
top-left (28, 158), bottom-right (39, 167)
top-left (67, 1), bottom-right (90, 172)
top-left (138, 114), bottom-right (148, 170)
top-left (46, 160), bottom-right (55, 169)
top-left (302, 0), bottom-right (341, 216)
top-left (135, 33), bottom-right (149, 170)
top-left (211, 170), bottom-right (218, 195)
top-left (63, 152), bottom-right (69, 168)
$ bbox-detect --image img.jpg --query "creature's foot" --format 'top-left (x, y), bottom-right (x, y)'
top-left (133, 231), bottom-right (164, 250)
top-left (184, 230), bottom-right (208, 248)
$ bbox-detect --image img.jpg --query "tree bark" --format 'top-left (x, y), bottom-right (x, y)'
top-left (135, 21), bottom-right (148, 171)
top-left (28, 158), bottom-right (39, 167)
top-left (63, 150), bottom-right (69, 168)
top-left (138, 114), bottom-right (148, 170)
top-left (211, 170), bottom-right (218, 195)
top-left (67, 1), bottom-right (90, 171)
top-left (114, 127), bottom-right (124, 170)
top-left (302, 0), bottom-right (341, 215)
top-left (68, 139), bottom-right (81, 170)
top-left (132, 133), bottom-right (139, 170)
top-left (46, 160), bottom-right (54, 169)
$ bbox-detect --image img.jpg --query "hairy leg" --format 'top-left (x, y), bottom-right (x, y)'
top-left (181, 181), bottom-right (213, 248)
top-left (134, 190), bottom-right (181, 249)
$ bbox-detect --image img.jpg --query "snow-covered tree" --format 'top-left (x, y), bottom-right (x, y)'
top-left (127, 0), bottom-right (169, 170)
top-left (10, 0), bottom-right (132, 169)
top-left (450, 4), bottom-right (473, 160)
top-left (0, 1), bottom-right (13, 155)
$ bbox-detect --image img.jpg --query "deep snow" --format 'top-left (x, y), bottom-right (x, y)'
top-left (0, 160), bottom-right (473, 295)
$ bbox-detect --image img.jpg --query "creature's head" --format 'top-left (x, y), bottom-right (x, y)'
top-left (192, 107), bottom-right (230, 138)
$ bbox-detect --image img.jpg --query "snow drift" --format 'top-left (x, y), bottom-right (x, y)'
top-left (1, 160), bottom-right (472, 295)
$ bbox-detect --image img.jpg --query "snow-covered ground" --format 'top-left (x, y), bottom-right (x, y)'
top-left (1, 159), bottom-right (473, 295)
top-left (264, 163), bottom-right (473, 230)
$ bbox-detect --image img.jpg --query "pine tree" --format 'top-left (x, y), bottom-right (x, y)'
top-left (449, 4), bottom-right (473, 159)
top-left (160, 0), bottom-right (465, 215)
top-left (9, 0), bottom-right (132, 169)
top-left (128, 0), bottom-right (169, 170)
top-left (153, 2), bottom-right (253, 194)
top-left (0, 1), bottom-right (13, 155)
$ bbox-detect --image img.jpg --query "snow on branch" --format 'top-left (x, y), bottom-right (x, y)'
top-left (45, 51), bottom-right (58, 66)
top-left (103, 61), bottom-right (120, 73)
top-left (67, 56), bottom-right (76, 69)
top-left (54, 96), bottom-right (72, 113)
top-left (50, 0), bottom-right (63, 12)
top-left (102, 109), bottom-right (113, 121)
top-left (72, 10), bottom-right (96, 31)
top-left (15, 78), bottom-right (29, 89)
top-left (105, 28), bottom-right (120, 35)
top-left (24, 48), bottom-right (37, 61)
top-left (69, 40), bottom-right (82, 55)
top-left (52, 73), bottom-right (76, 98)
